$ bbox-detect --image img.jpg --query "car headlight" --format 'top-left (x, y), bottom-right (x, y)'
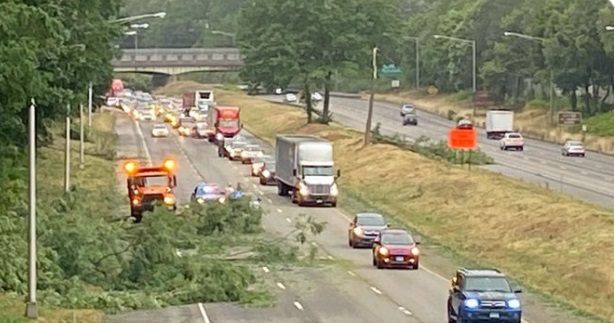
top-left (163, 196), bottom-right (175, 205)
top-left (216, 133), bottom-right (224, 140)
top-left (411, 247), bottom-right (420, 256)
top-left (378, 247), bottom-right (388, 255)
top-left (507, 299), bottom-right (520, 309)
top-left (132, 198), bottom-right (140, 205)
top-left (464, 299), bottom-right (479, 308)
top-left (197, 198), bottom-right (204, 204)
top-left (218, 197), bottom-right (226, 203)
top-left (330, 183), bottom-right (338, 196)
top-left (262, 170), bottom-right (271, 177)
top-left (353, 227), bottom-right (363, 236)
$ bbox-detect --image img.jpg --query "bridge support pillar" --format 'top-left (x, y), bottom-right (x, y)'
top-left (152, 74), bottom-right (173, 88)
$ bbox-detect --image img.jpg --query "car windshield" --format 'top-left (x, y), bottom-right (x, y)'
top-left (232, 142), bottom-right (247, 149)
top-left (464, 277), bottom-right (512, 293)
top-left (357, 215), bottom-right (385, 226)
top-left (196, 123), bottom-right (206, 129)
top-left (141, 175), bottom-right (168, 186)
top-left (197, 185), bottom-right (221, 195)
top-left (264, 162), bottom-right (276, 170)
top-left (402, 105), bottom-right (414, 110)
top-left (508, 134), bottom-right (522, 139)
top-left (302, 166), bottom-right (334, 176)
top-left (219, 119), bottom-right (239, 128)
top-left (568, 141), bottom-right (583, 147)
top-left (381, 232), bottom-right (413, 245)
top-left (245, 145), bottom-right (261, 152)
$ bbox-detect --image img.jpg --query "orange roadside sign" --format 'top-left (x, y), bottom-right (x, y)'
top-left (448, 128), bottom-right (477, 149)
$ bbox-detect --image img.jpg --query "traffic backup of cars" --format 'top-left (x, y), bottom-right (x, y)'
top-left (113, 88), bottom-right (525, 323)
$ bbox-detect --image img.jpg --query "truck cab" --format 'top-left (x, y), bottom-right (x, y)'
top-left (275, 135), bottom-right (341, 207)
top-left (124, 160), bottom-right (178, 222)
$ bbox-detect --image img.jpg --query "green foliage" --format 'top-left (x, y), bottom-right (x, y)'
top-left (584, 111), bottom-right (614, 136)
top-left (371, 123), bottom-right (494, 165)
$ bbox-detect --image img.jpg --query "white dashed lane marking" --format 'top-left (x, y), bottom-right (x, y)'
top-left (293, 301), bottom-right (304, 311)
top-left (370, 287), bottom-right (382, 295)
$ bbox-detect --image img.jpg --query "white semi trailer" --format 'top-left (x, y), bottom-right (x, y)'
top-left (275, 134), bottom-right (340, 207)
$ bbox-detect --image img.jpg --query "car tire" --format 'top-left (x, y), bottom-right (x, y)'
top-left (581, 153), bottom-right (585, 157)
top-left (412, 262), bottom-right (419, 270)
top-left (259, 179), bottom-right (266, 185)
top-left (376, 259), bottom-right (384, 269)
top-left (519, 146), bottom-right (524, 151)
top-left (331, 202), bottom-right (337, 208)
top-left (277, 182), bottom-right (285, 196)
top-left (372, 255), bottom-right (377, 266)
top-left (348, 237), bottom-right (353, 247)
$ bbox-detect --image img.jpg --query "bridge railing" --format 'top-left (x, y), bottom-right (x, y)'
top-left (112, 48), bottom-right (243, 67)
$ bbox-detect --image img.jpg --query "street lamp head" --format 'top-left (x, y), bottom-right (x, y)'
top-left (125, 31), bottom-right (137, 36)
top-left (130, 23), bottom-right (149, 29)
top-left (433, 35), bottom-right (441, 39)
top-left (154, 12), bottom-right (166, 18)
top-left (503, 32), bottom-right (512, 36)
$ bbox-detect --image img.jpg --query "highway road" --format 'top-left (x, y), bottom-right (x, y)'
top-left (107, 110), bottom-right (421, 322)
top-left (107, 107), bottom-right (594, 323)
top-left (260, 95), bottom-right (614, 209)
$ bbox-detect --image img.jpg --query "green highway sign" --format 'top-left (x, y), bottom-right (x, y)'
top-left (380, 64), bottom-right (402, 75)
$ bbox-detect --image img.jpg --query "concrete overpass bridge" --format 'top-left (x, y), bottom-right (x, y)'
top-left (112, 48), bottom-right (243, 75)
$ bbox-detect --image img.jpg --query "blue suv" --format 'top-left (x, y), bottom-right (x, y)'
top-left (447, 268), bottom-right (522, 323)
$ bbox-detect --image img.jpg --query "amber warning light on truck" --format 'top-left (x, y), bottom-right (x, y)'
top-left (123, 159), bottom-right (176, 174)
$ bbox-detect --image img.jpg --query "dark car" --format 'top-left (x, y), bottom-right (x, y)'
top-left (190, 182), bottom-right (226, 204)
top-left (402, 112), bottom-right (418, 126)
top-left (258, 159), bottom-right (277, 185)
top-left (372, 229), bottom-right (420, 269)
top-left (447, 268), bottom-right (522, 323)
top-left (348, 213), bottom-right (388, 248)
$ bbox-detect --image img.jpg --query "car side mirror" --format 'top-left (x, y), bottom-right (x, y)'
top-left (172, 175), bottom-right (177, 187)
top-left (336, 169), bottom-right (341, 178)
top-left (386, 223), bottom-right (390, 228)
top-left (292, 169), bottom-right (297, 176)
top-left (513, 287), bottom-right (522, 293)
top-left (349, 222), bottom-right (354, 227)
top-left (452, 286), bottom-right (460, 293)
top-left (241, 123), bottom-right (244, 128)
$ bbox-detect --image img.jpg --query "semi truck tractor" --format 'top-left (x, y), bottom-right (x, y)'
top-left (207, 106), bottom-right (241, 143)
top-left (485, 110), bottom-right (514, 139)
top-left (274, 135), bottom-right (340, 207)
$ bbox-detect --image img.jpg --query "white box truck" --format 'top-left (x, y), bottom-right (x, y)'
top-left (275, 135), bottom-right (340, 207)
top-left (485, 110), bottom-right (514, 139)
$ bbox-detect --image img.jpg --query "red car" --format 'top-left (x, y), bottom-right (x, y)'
top-left (372, 229), bottom-right (420, 270)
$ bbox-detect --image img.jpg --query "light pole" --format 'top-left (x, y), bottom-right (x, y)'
top-left (65, 103), bottom-right (71, 192)
top-left (404, 36), bottom-right (420, 89)
top-left (87, 82), bottom-right (93, 127)
top-left (364, 46), bottom-right (379, 146)
top-left (433, 34), bottom-right (476, 95)
top-left (503, 31), bottom-right (554, 126)
top-left (79, 104), bottom-right (85, 169)
top-left (125, 30), bottom-right (138, 49)
top-left (25, 98), bottom-right (37, 319)
top-left (113, 12), bottom-right (165, 23)
top-left (210, 30), bottom-right (236, 46)
top-left (128, 23), bottom-right (149, 49)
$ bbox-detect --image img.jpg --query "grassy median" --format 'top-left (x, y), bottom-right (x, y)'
top-left (154, 83), bottom-right (615, 320)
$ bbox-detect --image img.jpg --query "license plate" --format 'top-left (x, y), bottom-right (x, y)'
top-left (395, 256), bottom-right (404, 262)
top-left (489, 313), bottom-right (500, 319)
top-left (316, 200), bottom-right (323, 203)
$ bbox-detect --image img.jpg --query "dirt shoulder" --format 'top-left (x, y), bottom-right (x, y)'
top-left (358, 91), bottom-right (614, 155)
top-left (200, 85), bottom-right (613, 321)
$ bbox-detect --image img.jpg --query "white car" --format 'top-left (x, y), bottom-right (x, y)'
top-left (400, 104), bottom-right (416, 116)
top-left (106, 97), bottom-right (119, 107)
top-left (151, 124), bottom-right (169, 137)
top-left (227, 141), bottom-right (247, 160)
top-left (561, 140), bottom-right (585, 157)
top-left (240, 145), bottom-right (264, 164)
top-left (284, 93), bottom-right (297, 102)
top-left (311, 92), bottom-right (323, 101)
top-left (500, 132), bottom-right (524, 151)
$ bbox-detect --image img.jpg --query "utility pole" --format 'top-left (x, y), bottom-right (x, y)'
top-left (65, 103), bottom-right (71, 192)
top-left (25, 99), bottom-right (38, 319)
top-left (363, 47), bottom-right (379, 146)
top-left (88, 82), bottom-right (93, 127)
top-left (79, 104), bottom-right (85, 169)
top-left (549, 69), bottom-right (554, 126)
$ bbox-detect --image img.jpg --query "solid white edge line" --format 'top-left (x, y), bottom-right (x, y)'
top-left (398, 306), bottom-right (412, 316)
top-left (133, 120), bottom-right (153, 165)
top-left (293, 301), bottom-right (304, 310)
top-left (276, 208), bottom-right (282, 213)
top-left (347, 271), bottom-right (356, 276)
top-left (197, 302), bottom-right (211, 323)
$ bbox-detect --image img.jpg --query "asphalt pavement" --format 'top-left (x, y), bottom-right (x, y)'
top-left (114, 106), bottom-right (597, 323)
top-left (107, 110), bottom-right (421, 322)
top-left (260, 95), bottom-right (614, 209)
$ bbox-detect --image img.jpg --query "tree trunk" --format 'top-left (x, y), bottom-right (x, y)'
top-left (583, 85), bottom-right (591, 115)
top-left (600, 86), bottom-right (610, 113)
top-left (304, 82), bottom-right (313, 123)
top-left (321, 71), bottom-right (332, 124)
top-left (569, 91), bottom-right (577, 111)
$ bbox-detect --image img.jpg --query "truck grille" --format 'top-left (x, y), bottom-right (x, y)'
top-left (308, 184), bottom-right (330, 195)
top-left (142, 194), bottom-right (164, 204)
top-left (480, 300), bottom-right (506, 309)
